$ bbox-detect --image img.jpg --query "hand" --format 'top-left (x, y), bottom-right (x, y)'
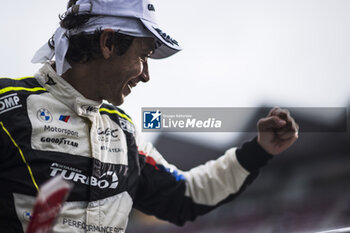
top-left (257, 107), bottom-right (299, 155)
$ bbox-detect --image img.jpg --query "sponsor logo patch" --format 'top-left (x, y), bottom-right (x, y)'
top-left (40, 137), bottom-right (79, 148)
top-left (152, 27), bottom-right (179, 46)
top-left (37, 108), bottom-right (53, 123)
top-left (23, 210), bottom-right (33, 222)
top-left (59, 115), bottom-right (70, 123)
top-left (100, 145), bottom-right (123, 153)
top-left (119, 118), bottom-right (135, 135)
top-left (97, 127), bottom-right (120, 142)
top-left (0, 93), bottom-right (22, 114)
top-left (62, 217), bottom-right (124, 233)
top-left (43, 125), bottom-right (79, 137)
top-left (50, 163), bottom-right (119, 189)
top-left (45, 75), bottom-right (56, 85)
top-left (81, 105), bottom-right (99, 113)
top-left (148, 4), bottom-right (155, 11)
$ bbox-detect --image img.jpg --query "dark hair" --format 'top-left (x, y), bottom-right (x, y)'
top-left (48, 0), bottom-right (135, 64)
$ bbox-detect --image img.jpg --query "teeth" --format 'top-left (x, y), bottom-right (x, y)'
top-left (128, 84), bottom-right (132, 89)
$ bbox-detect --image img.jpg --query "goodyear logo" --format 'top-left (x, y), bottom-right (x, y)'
top-left (0, 93), bottom-right (22, 114)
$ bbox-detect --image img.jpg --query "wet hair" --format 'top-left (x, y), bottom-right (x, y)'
top-left (48, 0), bottom-right (135, 64)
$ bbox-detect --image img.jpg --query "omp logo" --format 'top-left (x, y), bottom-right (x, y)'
top-left (40, 137), bottom-right (78, 147)
top-left (0, 93), bottom-right (21, 114)
top-left (50, 163), bottom-right (119, 189)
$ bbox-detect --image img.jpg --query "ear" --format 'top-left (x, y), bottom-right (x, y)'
top-left (100, 29), bottom-right (115, 59)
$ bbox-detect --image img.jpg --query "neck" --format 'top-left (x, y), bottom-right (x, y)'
top-left (60, 62), bottom-right (103, 102)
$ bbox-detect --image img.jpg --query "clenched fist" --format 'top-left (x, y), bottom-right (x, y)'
top-left (257, 107), bottom-right (299, 155)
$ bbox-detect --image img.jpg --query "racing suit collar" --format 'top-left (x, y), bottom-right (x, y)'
top-left (35, 63), bottom-right (103, 118)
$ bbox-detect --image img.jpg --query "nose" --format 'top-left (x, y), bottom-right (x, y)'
top-left (140, 60), bottom-right (150, 83)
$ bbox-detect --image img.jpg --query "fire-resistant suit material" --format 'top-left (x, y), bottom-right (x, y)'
top-left (0, 63), bottom-right (272, 233)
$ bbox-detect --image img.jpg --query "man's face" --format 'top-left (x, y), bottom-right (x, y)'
top-left (98, 37), bottom-right (155, 106)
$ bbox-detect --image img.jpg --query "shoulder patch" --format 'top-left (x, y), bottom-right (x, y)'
top-left (0, 93), bottom-right (22, 115)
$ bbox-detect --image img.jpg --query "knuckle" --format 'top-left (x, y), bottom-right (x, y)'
top-left (282, 108), bottom-right (290, 115)
top-left (272, 115), bottom-right (281, 123)
top-left (257, 119), bottom-right (263, 127)
top-left (257, 118), bottom-right (266, 127)
top-left (269, 106), bottom-right (280, 116)
top-left (278, 110), bottom-right (288, 118)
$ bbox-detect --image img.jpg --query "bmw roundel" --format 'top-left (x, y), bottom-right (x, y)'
top-left (23, 210), bottom-right (32, 222)
top-left (37, 108), bottom-right (53, 123)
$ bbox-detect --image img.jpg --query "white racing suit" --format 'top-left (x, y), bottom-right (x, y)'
top-left (0, 63), bottom-right (272, 233)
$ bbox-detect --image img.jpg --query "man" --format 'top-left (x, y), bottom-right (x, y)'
top-left (0, 0), bottom-right (298, 232)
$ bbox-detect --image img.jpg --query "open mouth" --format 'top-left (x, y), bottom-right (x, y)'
top-left (123, 79), bottom-right (138, 97)
top-left (128, 79), bottom-right (137, 88)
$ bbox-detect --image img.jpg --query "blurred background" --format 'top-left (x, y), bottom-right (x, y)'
top-left (1, 0), bottom-right (350, 232)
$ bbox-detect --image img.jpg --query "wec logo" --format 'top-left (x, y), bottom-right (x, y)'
top-left (0, 93), bottom-right (21, 114)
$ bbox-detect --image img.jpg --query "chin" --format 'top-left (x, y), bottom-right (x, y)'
top-left (111, 95), bottom-right (124, 106)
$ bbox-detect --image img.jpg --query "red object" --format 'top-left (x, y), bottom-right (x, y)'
top-left (139, 150), bottom-right (160, 171)
top-left (26, 176), bottom-right (72, 233)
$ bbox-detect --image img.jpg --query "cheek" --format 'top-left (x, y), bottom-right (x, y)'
top-left (119, 61), bottom-right (143, 86)
top-left (132, 60), bottom-right (143, 76)
top-left (118, 59), bottom-right (143, 84)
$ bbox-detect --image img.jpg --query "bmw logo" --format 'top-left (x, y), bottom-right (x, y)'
top-left (37, 108), bottom-right (53, 122)
top-left (23, 210), bottom-right (32, 222)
